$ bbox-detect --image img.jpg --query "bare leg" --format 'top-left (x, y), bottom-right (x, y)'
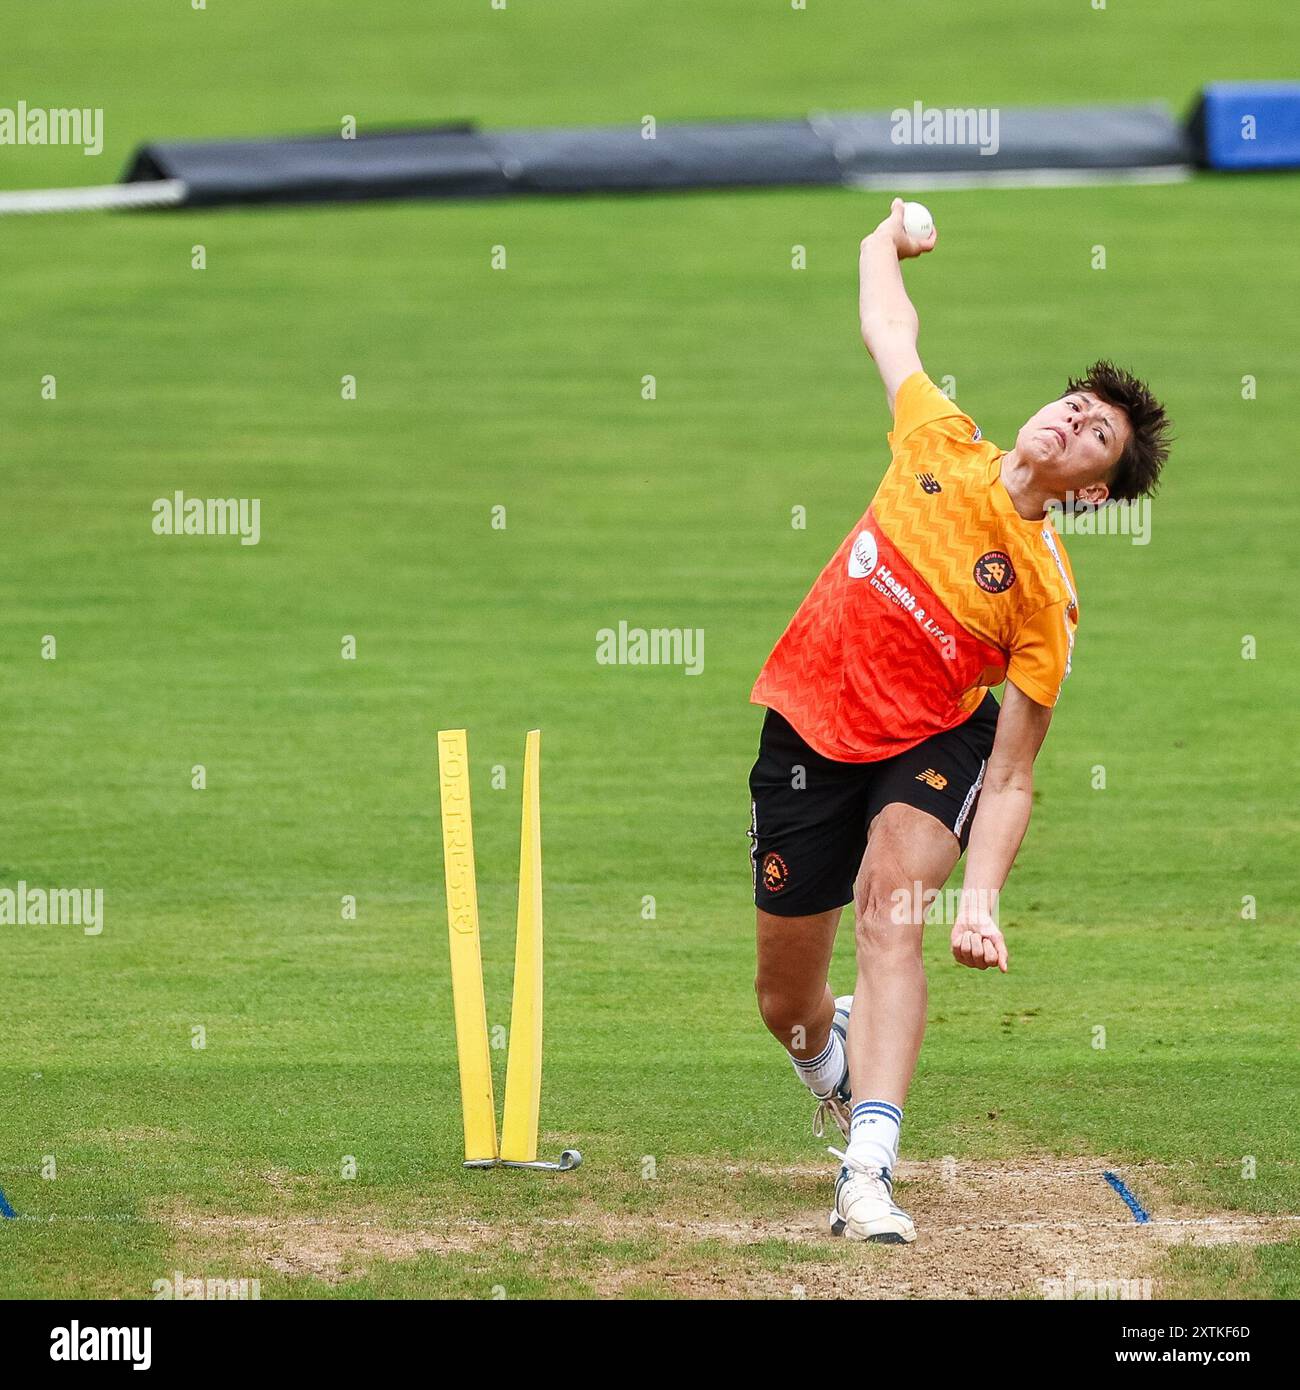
top-left (754, 907), bottom-right (842, 1059)
top-left (847, 805), bottom-right (960, 1107)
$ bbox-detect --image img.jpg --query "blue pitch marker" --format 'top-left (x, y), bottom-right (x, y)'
top-left (1102, 1170), bottom-right (1151, 1224)
top-left (0, 1188), bottom-right (16, 1220)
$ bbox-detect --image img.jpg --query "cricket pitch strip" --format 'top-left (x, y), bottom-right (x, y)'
top-left (152, 1155), bottom-right (1299, 1299)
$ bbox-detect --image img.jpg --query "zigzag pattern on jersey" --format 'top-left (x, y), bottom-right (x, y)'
top-left (751, 379), bottom-right (1081, 760)
top-left (888, 406), bottom-right (973, 460)
top-left (840, 519), bottom-right (1004, 742)
top-left (874, 443), bottom-right (1058, 650)
top-left (749, 534), bottom-right (855, 757)
top-left (833, 618), bottom-right (978, 761)
top-left (753, 521), bottom-right (1004, 762)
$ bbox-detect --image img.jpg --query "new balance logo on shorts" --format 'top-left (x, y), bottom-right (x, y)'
top-left (747, 700), bottom-right (999, 916)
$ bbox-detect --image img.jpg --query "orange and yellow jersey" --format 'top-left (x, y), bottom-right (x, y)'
top-left (751, 372), bottom-right (1079, 762)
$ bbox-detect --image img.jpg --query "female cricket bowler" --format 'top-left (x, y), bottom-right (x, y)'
top-left (747, 198), bottom-right (1172, 1242)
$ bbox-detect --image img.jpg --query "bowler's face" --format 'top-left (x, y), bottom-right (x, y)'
top-left (1016, 391), bottom-right (1130, 500)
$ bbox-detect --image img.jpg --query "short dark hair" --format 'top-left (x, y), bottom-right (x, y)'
top-left (1064, 360), bottom-right (1172, 500)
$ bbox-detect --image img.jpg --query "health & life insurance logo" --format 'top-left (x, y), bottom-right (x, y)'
top-left (847, 526), bottom-right (955, 655)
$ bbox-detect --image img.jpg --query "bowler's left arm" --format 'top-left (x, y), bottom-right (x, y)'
top-left (950, 682), bottom-right (1054, 972)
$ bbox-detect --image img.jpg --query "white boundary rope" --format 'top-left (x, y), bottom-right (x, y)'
top-left (843, 164), bottom-right (1193, 192)
top-left (0, 179), bottom-right (187, 216)
top-left (0, 167), bottom-right (1192, 212)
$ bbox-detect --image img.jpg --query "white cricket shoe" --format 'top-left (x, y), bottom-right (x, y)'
top-left (812, 1093), bottom-right (850, 1141)
top-left (828, 1150), bottom-right (916, 1244)
top-left (810, 995), bottom-right (854, 1140)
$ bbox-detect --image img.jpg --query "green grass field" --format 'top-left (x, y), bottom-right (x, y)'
top-left (1, 0), bottom-right (1297, 1299)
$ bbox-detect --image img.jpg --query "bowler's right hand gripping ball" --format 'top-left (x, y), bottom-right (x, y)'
top-left (902, 200), bottom-right (934, 240)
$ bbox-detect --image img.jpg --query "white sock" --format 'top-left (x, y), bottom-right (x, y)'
top-left (845, 1100), bottom-right (902, 1173)
top-left (788, 1030), bottom-right (846, 1098)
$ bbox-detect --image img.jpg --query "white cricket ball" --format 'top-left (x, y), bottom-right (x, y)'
top-left (902, 200), bottom-right (934, 240)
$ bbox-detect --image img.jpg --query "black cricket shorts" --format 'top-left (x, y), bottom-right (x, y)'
top-left (747, 693), bottom-right (999, 917)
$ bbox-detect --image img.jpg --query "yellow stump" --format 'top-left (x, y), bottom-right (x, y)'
top-left (437, 729), bottom-right (499, 1164)
top-left (501, 729), bottom-right (543, 1163)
